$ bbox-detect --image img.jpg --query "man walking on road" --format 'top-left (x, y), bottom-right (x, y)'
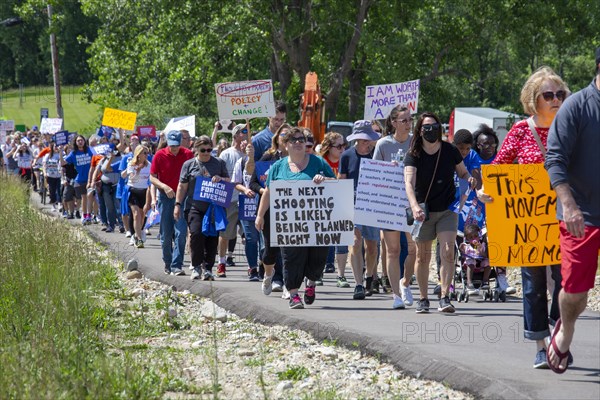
top-left (150, 130), bottom-right (194, 275)
top-left (251, 101), bottom-right (287, 161)
top-left (544, 47), bottom-right (600, 374)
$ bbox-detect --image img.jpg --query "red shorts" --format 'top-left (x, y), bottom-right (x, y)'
top-left (559, 221), bottom-right (600, 294)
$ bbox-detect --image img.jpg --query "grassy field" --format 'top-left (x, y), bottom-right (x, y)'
top-left (0, 85), bottom-right (101, 134)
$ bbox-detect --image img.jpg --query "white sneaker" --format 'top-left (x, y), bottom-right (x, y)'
top-left (129, 236), bottom-right (136, 246)
top-left (393, 294), bottom-right (406, 309)
top-left (467, 285), bottom-right (479, 296)
top-left (262, 274), bottom-right (273, 296)
top-left (125, 231), bottom-right (132, 238)
top-left (401, 285), bottom-right (414, 306)
top-left (506, 286), bottom-right (517, 295)
top-left (282, 286), bottom-right (290, 300)
top-left (141, 230), bottom-right (147, 243)
top-left (271, 281), bottom-right (283, 292)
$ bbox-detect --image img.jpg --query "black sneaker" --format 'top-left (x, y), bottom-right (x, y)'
top-left (324, 263), bottom-right (335, 273)
top-left (353, 285), bottom-right (366, 300)
top-left (371, 277), bottom-right (381, 294)
top-left (416, 298), bottom-right (430, 314)
top-left (304, 285), bottom-right (316, 305)
top-left (75, 210), bottom-right (81, 219)
top-left (248, 268), bottom-right (260, 282)
top-left (164, 265), bottom-right (171, 275)
top-left (365, 276), bottom-right (373, 297)
top-left (438, 296), bottom-right (456, 313)
top-left (226, 256), bottom-right (236, 267)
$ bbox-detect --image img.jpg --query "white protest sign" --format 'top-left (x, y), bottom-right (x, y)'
top-left (164, 115), bottom-right (196, 137)
top-left (215, 80), bottom-right (275, 120)
top-left (0, 120), bottom-right (15, 131)
top-left (39, 118), bottom-right (63, 134)
top-left (354, 158), bottom-right (411, 232)
top-left (363, 79), bottom-right (420, 120)
top-left (0, 131), bottom-right (6, 145)
top-left (269, 179), bottom-right (354, 247)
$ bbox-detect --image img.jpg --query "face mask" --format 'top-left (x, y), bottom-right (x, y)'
top-left (421, 123), bottom-right (440, 143)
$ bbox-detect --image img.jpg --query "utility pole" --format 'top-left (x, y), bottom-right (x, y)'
top-left (47, 4), bottom-right (63, 122)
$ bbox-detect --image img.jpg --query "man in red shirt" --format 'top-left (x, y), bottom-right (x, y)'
top-left (150, 130), bottom-right (194, 275)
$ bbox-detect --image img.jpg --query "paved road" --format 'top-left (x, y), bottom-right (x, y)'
top-left (36, 197), bottom-right (600, 400)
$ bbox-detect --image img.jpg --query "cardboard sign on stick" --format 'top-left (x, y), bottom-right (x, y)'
top-left (101, 108), bottom-right (137, 131)
top-left (364, 79), bottom-right (420, 120)
top-left (215, 80), bottom-right (275, 120)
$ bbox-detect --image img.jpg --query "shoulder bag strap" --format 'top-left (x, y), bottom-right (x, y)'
top-left (527, 117), bottom-right (547, 158)
top-left (424, 144), bottom-right (442, 203)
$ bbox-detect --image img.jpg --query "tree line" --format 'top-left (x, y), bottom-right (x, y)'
top-left (2, 0), bottom-right (599, 130)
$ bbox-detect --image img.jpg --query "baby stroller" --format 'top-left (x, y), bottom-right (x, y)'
top-left (455, 249), bottom-right (506, 303)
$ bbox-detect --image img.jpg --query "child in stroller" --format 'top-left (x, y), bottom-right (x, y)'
top-left (456, 223), bottom-right (508, 302)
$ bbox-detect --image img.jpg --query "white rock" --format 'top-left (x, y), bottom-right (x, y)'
top-left (276, 381), bottom-right (293, 392)
top-left (167, 307), bottom-right (177, 318)
top-left (131, 288), bottom-right (146, 297)
top-left (170, 333), bottom-right (181, 340)
top-left (237, 349), bottom-right (255, 356)
top-left (191, 340), bottom-right (204, 348)
top-left (201, 301), bottom-right (228, 322)
top-left (350, 373), bottom-right (363, 380)
top-left (126, 259), bottom-right (138, 271)
top-left (315, 346), bottom-right (337, 359)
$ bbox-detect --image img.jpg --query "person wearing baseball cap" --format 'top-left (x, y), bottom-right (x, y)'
top-left (339, 120), bottom-right (382, 301)
top-left (150, 130), bottom-right (194, 275)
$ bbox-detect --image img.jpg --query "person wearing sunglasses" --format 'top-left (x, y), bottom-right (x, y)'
top-left (125, 145), bottom-right (152, 248)
top-left (255, 127), bottom-right (335, 309)
top-left (303, 128), bottom-right (315, 155)
top-left (338, 120), bottom-right (382, 301)
top-left (216, 124), bottom-right (249, 279)
top-left (175, 135), bottom-right (230, 281)
top-left (404, 112), bottom-right (475, 314)
top-left (479, 66), bottom-right (571, 369)
top-left (375, 106), bottom-right (417, 308)
top-left (318, 131), bottom-right (349, 284)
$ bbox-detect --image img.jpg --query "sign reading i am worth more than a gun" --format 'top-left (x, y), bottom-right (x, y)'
top-left (363, 79), bottom-right (420, 120)
top-left (269, 179), bottom-right (354, 247)
top-left (482, 163), bottom-right (560, 267)
top-left (215, 80), bottom-right (275, 120)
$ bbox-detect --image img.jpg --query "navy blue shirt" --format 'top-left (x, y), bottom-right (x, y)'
top-left (339, 147), bottom-right (373, 193)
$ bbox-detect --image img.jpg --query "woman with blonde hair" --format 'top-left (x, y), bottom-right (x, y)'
top-left (125, 145), bottom-right (152, 248)
top-left (479, 66), bottom-right (571, 369)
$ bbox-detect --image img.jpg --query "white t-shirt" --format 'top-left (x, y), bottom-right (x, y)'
top-left (126, 162), bottom-right (151, 189)
top-left (43, 153), bottom-right (62, 178)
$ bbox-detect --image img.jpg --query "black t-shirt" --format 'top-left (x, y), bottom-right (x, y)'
top-left (404, 141), bottom-right (463, 212)
top-left (179, 156), bottom-right (229, 212)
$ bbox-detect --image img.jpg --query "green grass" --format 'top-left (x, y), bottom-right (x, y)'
top-left (0, 173), bottom-right (176, 399)
top-left (0, 85), bottom-right (101, 134)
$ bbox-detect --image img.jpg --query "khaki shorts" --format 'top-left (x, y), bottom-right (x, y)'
top-left (413, 210), bottom-right (458, 242)
top-left (220, 202), bottom-right (239, 240)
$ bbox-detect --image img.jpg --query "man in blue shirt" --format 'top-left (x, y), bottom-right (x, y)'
top-left (251, 101), bottom-right (287, 161)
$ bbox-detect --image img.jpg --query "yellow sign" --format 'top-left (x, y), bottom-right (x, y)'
top-left (101, 108), bottom-right (137, 131)
top-left (482, 163), bottom-right (560, 267)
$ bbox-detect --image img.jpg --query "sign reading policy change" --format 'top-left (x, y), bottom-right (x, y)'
top-left (215, 80), bottom-right (275, 120)
top-left (269, 180), bottom-right (354, 247)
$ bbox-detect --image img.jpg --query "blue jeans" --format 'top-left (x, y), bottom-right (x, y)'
top-left (101, 182), bottom-right (118, 228)
top-left (96, 188), bottom-right (108, 225)
top-left (399, 231), bottom-right (408, 278)
top-left (521, 265), bottom-right (562, 340)
top-left (241, 219), bottom-right (262, 268)
top-left (158, 193), bottom-right (188, 271)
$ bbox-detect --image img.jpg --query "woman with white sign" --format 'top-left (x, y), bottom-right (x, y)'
top-left (478, 67), bottom-right (570, 369)
top-left (404, 112), bottom-right (476, 314)
top-left (374, 106), bottom-right (416, 308)
top-left (255, 127), bottom-right (335, 309)
top-left (249, 123), bottom-right (291, 295)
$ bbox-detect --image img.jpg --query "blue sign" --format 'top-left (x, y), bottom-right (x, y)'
top-left (238, 194), bottom-right (259, 220)
top-left (54, 130), bottom-right (69, 146)
top-left (193, 177), bottom-right (235, 208)
top-left (255, 161), bottom-right (274, 188)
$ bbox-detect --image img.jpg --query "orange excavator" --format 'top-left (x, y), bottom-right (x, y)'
top-left (297, 72), bottom-right (326, 144)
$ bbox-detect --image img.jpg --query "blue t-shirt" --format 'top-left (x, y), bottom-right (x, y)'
top-left (64, 149), bottom-right (94, 184)
top-left (455, 149), bottom-right (481, 197)
top-left (474, 151), bottom-right (495, 166)
top-left (266, 154), bottom-right (334, 186)
top-left (251, 126), bottom-right (273, 161)
top-left (339, 147), bottom-right (372, 192)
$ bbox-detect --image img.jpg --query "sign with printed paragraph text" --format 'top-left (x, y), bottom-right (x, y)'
top-left (215, 80), bottom-right (275, 120)
top-left (269, 180), bottom-right (354, 247)
top-left (101, 108), bottom-right (137, 131)
top-left (193, 177), bottom-right (235, 208)
top-left (136, 125), bottom-right (156, 139)
top-left (0, 120), bottom-right (15, 131)
top-left (39, 118), bottom-right (63, 134)
top-left (363, 79), bottom-right (420, 120)
top-left (354, 159), bottom-right (411, 232)
top-left (482, 164), bottom-right (560, 267)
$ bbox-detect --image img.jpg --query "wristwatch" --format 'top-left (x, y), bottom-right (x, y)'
top-left (175, 202), bottom-right (181, 206)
